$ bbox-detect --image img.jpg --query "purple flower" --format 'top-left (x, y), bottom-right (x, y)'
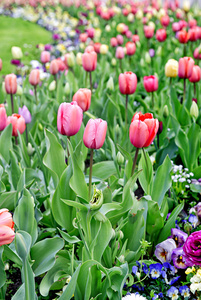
top-left (44, 44), bottom-right (52, 51)
top-left (154, 239), bottom-right (177, 263)
top-left (188, 214), bottom-right (199, 228)
top-left (166, 286), bottom-right (179, 299)
top-left (132, 266), bottom-right (138, 274)
top-left (179, 286), bottom-right (190, 298)
top-left (10, 59), bottom-right (21, 66)
top-left (171, 228), bottom-right (188, 247)
top-left (18, 105), bottom-right (32, 124)
top-left (52, 33), bottom-right (60, 40)
top-left (172, 247), bottom-right (187, 269)
top-left (149, 48), bottom-right (155, 57)
top-left (149, 263), bottom-right (163, 279)
top-left (183, 230), bottom-right (201, 266)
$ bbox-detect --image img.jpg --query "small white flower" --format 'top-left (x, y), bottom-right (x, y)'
top-left (122, 293), bottom-right (147, 300)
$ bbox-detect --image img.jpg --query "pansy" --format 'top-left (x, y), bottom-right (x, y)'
top-left (149, 263), bottom-right (163, 279)
top-left (166, 286), bottom-right (179, 300)
top-left (188, 214), bottom-right (199, 228)
top-left (154, 239), bottom-right (177, 263)
top-left (171, 228), bottom-right (188, 247)
top-left (179, 286), bottom-right (190, 298)
top-left (172, 247), bottom-right (188, 269)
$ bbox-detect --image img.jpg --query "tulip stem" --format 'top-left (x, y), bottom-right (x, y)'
top-left (183, 44), bottom-right (187, 57)
top-left (119, 59), bottom-right (123, 73)
top-left (181, 78), bottom-right (186, 104)
top-left (54, 74), bottom-right (57, 90)
top-left (89, 72), bottom-right (93, 93)
top-left (15, 136), bottom-right (18, 146)
top-left (151, 92), bottom-right (154, 108)
top-left (88, 149), bottom-right (94, 200)
top-left (34, 86), bottom-right (38, 105)
top-left (169, 77), bottom-right (172, 89)
top-left (25, 126), bottom-right (28, 145)
top-left (131, 147), bottom-right (139, 176)
top-left (10, 94), bottom-right (14, 114)
top-left (125, 94), bottom-right (128, 130)
top-left (194, 82), bottom-right (196, 97)
top-left (66, 136), bottom-right (70, 164)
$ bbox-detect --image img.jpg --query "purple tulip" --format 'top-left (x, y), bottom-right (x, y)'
top-left (149, 48), bottom-right (155, 58)
top-left (44, 44), bottom-right (52, 51)
top-left (171, 247), bottom-right (188, 269)
top-left (10, 59), bottom-right (21, 66)
top-left (154, 238), bottom-right (177, 263)
top-left (183, 230), bottom-right (201, 266)
top-left (171, 228), bottom-right (188, 247)
top-left (18, 106), bottom-right (32, 124)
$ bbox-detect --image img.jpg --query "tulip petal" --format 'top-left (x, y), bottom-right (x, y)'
top-left (143, 118), bottom-right (159, 147)
top-left (129, 120), bottom-right (149, 148)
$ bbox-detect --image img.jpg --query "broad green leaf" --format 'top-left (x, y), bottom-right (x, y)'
top-left (146, 199), bottom-right (164, 236)
top-left (4, 244), bottom-right (22, 267)
top-left (15, 231), bottom-right (32, 262)
top-left (151, 155), bottom-right (172, 207)
top-left (188, 122), bottom-right (200, 170)
top-left (0, 247), bottom-right (6, 288)
top-left (138, 150), bottom-right (153, 195)
top-left (0, 124), bottom-right (12, 163)
top-left (58, 228), bottom-right (80, 244)
top-left (61, 199), bottom-right (88, 211)
top-left (18, 132), bottom-right (31, 168)
top-left (23, 258), bottom-right (36, 300)
top-left (43, 129), bottom-right (66, 187)
top-left (87, 161), bottom-right (117, 180)
top-left (0, 191), bottom-right (17, 210)
top-left (59, 264), bottom-right (81, 300)
top-left (11, 284), bottom-right (25, 300)
top-left (7, 150), bottom-right (22, 190)
top-left (31, 237), bottom-right (64, 276)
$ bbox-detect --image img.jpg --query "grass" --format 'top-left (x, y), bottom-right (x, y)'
top-left (0, 16), bottom-right (52, 75)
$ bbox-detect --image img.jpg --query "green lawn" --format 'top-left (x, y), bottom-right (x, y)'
top-left (0, 16), bottom-right (52, 75)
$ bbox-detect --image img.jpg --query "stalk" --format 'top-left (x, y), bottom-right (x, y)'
top-left (194, 82), bottom-right (196, 98)
top-left (181, 78), bottom-right (186, 104)
top-left (66, 136), bottom-right (70, 164)
top-left (125, 94), bottom-right (128, 131)
top-left (88, 149), bottom-right (94, 200)
top-left (151, 91), bottom-right (154, 108)
top-left (131, 147), bottom-right (140, 176)
top-left (89, 71), bottom-right (93, 93)
top-left (10, 94), bottom-right (14, 114)
top-left (34, 86), bottom-right (38, 105)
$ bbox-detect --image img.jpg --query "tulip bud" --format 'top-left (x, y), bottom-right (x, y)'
top-left (64, 52), bottom-right (75, 68)
top-left (106, 77), bottom-right (114, 91)
top-left (156, 46), bottom-right (162, 56)
top-left (38, 123), bottom-right (43, 131)
top-left (184, 222), bottom-right (192, 232)
top-left (89, 186), bottom-right (103, 210)
top-left (49, 80), bottom-right (56, 91)
top-left (116, 151), bottom-right (124, 165)
top-left (16, 85), bottom-right (23, 96)
top-left (76, 52), bottom-right (83, 66)
top-left (163, 105), bottom-right (169, 118)
top-left (64, 82), bottom-right (70, 95)
top-left (11, 46), bottom-right (23, 59)
top-left (2, 82), bottom-right (6, 94)
top-left (111, 58), bottom-right (116, 66)
top-left (140, 58), bottom-right (145, 67)
top-left (116, 230), bottom-right (124, 239)
top-left (105, 25), bottom-right (111, 32)
top-left (27, 143), bottom-right (34, 156)
top-left (145, 52), bottom-right (151, 64)
top-left (118, 255), bottom-right (125, 263)
top-left (127, 13), bottom-right (134, 22)
top-left (190, 101), bottom-right (199, 120)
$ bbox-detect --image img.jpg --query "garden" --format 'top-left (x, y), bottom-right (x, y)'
top-left (0, 0), bottom-right (201, 299)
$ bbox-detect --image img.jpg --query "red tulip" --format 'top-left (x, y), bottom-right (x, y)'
top-left (0, 104), bottom-right (7, 131)
top-left (0, 209), bottom-right (14, 229)
top-left (156, 29), bottom-right (167, 42)
top-left (119, 72), bottom-right (137, 95)
top-left (178, 57), bottom-right (194, 79)
top-left (143, 75), bottom-right (158, 93)
top-left (144, 26), bottom-right (154, 39)
top-left (0, 225), bottom-right (15, 246)
top-left (82, 51), bottom-right (97, 72)
top-left (189, 65), bottom-right (201, 83)
top-left (83, 118), bottom-right (107, 149)
top-left (5, 74), bottom-right (17, 95)
top-left (40, 51), bottom-right (50, 64)
top-left (73, 88), bottom-right (91, 112)
top-left (6, 114), bottom-right (26, 137)
top-left (49, 59), bottom-right (59, 75)
top-left (188, 28), bottom-right (199, 42)
top-left (126, 42), bottom-right (136, 56)
top-left (94, 43), bottom-right (101, 53)
top-left (129, 112), bottom-right (159, 148)
top-left (177, 30), bottom-right (189, 44)
top-left (115, 47), bottom-right (125, 59)
top-left (57, 101), bottom-right (83, 136)
top-left (29, 69), bottom-right (40, 86)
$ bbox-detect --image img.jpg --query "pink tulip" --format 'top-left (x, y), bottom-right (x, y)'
top-left (129, 112), bottom-right (159, 148)
top-left (156, 29), bottom-right (167, 42)
top-left (49, 59), bottom-right (59, 75)
top-left (189, 65), bottom-right (201, 83)
top-left (110, 37), bottom-right (118, 47)
top-left (57, 101), bottom-right (83, 136)
top-left (0, 225), bottom-right (15, 247)
top-left (188, 28), bottom-right (199, 42)
top-left (160, 15), bottom-right (170, 27)
top-left (126, 42), bottom-right (136, 56)
top-left (178, 57), bottom-right (194, 79)
top-left (172, 22), bottom-right (181, 32)
top-left (83, 118), bottom-right (107, 149)
top-left (189, 19), bottom-right (197, 28)
top-left (6, 114), bottom-right (26, 137)
top-left (29, 69), bottom-right (40, 86)
top-left (5, 74), bottom-right (17, 95)
top-left (79, 33), bottom-right (88, 43)
top-left (94, 43), bottom-right (101, 53)
top-left (115, 47), bottom-right (125, 59)
top-left (82, 51), bottom-right (97, 72)
top-left (40, 51), bottom-right (50, 64)
top-left (56, 58), bottom-right (67, 71)
top-left (119, 72), bottom-right (137, 95)
top-left (0, 58), bottom-right (2, 71)
top-left (116, 34), bottom-right (124, 45)
top-left (0, 209), bottom-right (14, 229)
top-left (194, 48), bottom-right (201, 60)
top-left (86, 28), bottom-right (95, 39)
top-left (143, 75), bottom-right (158, 93)
top-left (126, 30), bottom-right (132, 39)
top-left (73, 88), bottom-right (91, 112)
top-left (0, 104), bottom-right (7, 131)
top-left (84, 45), bottom-right (95, 53)
top-left (132, 35), bottom-right (140, 43)
top-left (178, 30), bottom-right (189, 44)
top-left (144, 26), bottom-right (154, 39)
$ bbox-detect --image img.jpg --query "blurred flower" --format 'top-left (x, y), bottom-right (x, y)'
top-left (119, 72), bottom-right (137, 95)
top-left (73, 88), bottom-right (91, 112)
top-left (165, 59), bottom-right (178, 77)
top-left (18, 106), bottom-right (32, 124)
top-left (6, 114), bottom-right (26, 137)
top-left (0, 104), bottom-right (7, 131)
top-left (11, 46), bottom-right (23, 59)
top-left (5, 74), bottom-right (17, 95)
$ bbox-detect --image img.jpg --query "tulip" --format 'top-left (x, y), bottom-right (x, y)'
top-left (178, 30), bottom-right (189, 44)
top-left (86, 28), bottom-right (95, 39)
top-left (29, 69), bottom-right (40, 86)
top-left (79, 33), bottom-right (88, 43)
top-left (18, 106), bottom-right (32, 124)
top-left (0, 225), bottom-right (15, 247)
top-left (156, 28), bottom-right (167, 42)
top-left (115, 47), bottom-right (124, 60)
top-left (144, 26), bottom-right (154, 39)
top-left (178, 57), bottom-right (194, 103)
top-left (106, 77), bottom-right (114, 92)
top-left (6, 114), bottom-right (26, 137)
top-left (160, 15), bottom-right (170, 27)
top-left (110, 37), bottom-right (118, 47)
top-left (189, 65), bottom-right (201, 83)
top-left (116, 34), bottom-right (124, 45)
top-left (83, 118), bottom-right (107, 198)
top-left (129, 112), bottom-right (159, 175)
top-left (144, 75), bottom-right (158, 107)
top-left (40, 51), bottom-right (50, 64)
top-left (193, 47), bottom-right (201, 60)
top-left (84, 45), bottom-right (94, 53)
top-left (82, 51), bottom-right (97, 92)
top-left (190, 101), bottom-right (199, 120)
top-left (125, 42), bottom-right (136, 56)
top-left (73, 88), bottom-right (91, 112)
top-left (56, 58), bottom-right (66, 72)
top-left (76, 52), bottom-right (83, 65)
top-left (49, 59), bottom-right (59, 75)
top-left (0, 58), bottom-right (2, 71)
top-left (100, 44), bottom-right (108, 55)
top-left (165, 59), bottom-right (178, 78)
top-left (172, 22), bottom-right (181, 32)
top-left (0, 209), bottom-right (14, 229)
top-left (0, 104), bottom-right (7, 131)
top-left (119, 72), bottom-right (137, 129)
top-left (11, 46), bottom-right (23, 60)
top-left (5, 73), bottom-right (17, 114)
top-left (64, 52), bottom-right (75, 68)
top-left (94, 43), bottom-right (101, 53)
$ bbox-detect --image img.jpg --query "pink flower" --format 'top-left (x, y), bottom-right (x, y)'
top-left (178, 57), bottom-right (194, 79)
top-left (83, 118), bottom-right (107, 149)
top-left (156, 28), bottom-right (167, 42)
top-left (82, 51), bottom-right (97, 72)
top-left (73, 88), bottom-right (91, 112)
top-left (110, 37), bottom-right (118, 47)
top-left (6, 114), bottom-right (26, 137)
top-left (0, 226), bottom-right (15, 247)
top-left (40, 51), bottom-right (50, 64)
top-left (49, 59), bottom-right (59, 75)
top-left (0, 104), bottom-right (7, 131)
top-left (143, 75), bottom-right (158, 93)
top-left (125, 42), bottom-right (136, 56)
top-left (5, 74), bottom-right (17, 95)
top-left (115, 47), bottom-right (125, 59)
top-left (57, 101), bottom-right (83, 136)
top-left (29, 69), bottom-right (40, 86)
top-left (0, 209), bottom-right (14, 229)
top-left (119, 72), bottom-right (137, 95)
top-left (189, 65), bottom-right (201, 82)
top-left (144, 26), bottom-right (154, 39)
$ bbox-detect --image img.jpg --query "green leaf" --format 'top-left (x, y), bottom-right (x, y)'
top-left (138, 150), bottom-right (153, 195)
top-left (18, 133), bottom-right (31, 168)
top-left (15, 231), bottom-right (32, 262)
top-left (43, 129), bottom-right (66, 187)
top-left (0, 191), bottom-right (17, 210)
top-left (31, 237), bottom-right (64, 276)
top-left (58, 228), bottom-right (80, 244)
top-left (7, 150), bottom-right (22, 190)
top-left (87, 161), bottom-right (117, 180)
top-left (157, 202), bottom-right (184, 243)
top-left (23, 258), bottom-right (36, 300)
top-left (61, 198), bottom-right (88, 211)
top-left (0, 124), bottom-right (12, 163)
top-left (58, 264), bottom-right (81, 300)
top-left (146, 198), bottom-right (164, 236)
top-left (151, 155), bottom-right (172, 207)
top-left (0, 247), bottom-right (6, 288)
